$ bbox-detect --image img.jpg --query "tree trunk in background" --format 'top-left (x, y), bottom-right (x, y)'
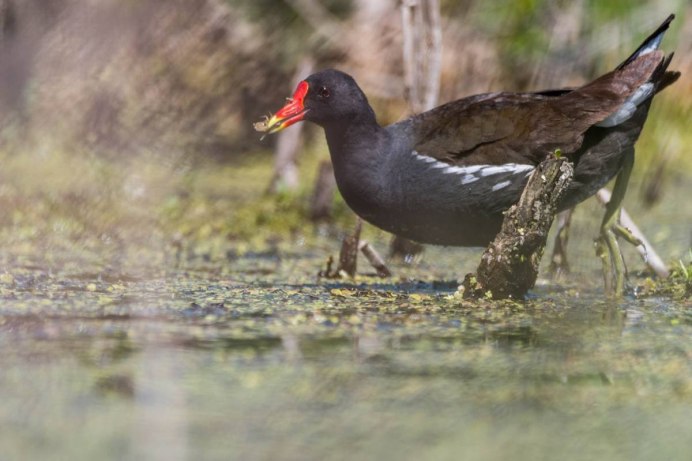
top-left (0, 0), bottom-right (15, 40)
top-left (401, 0), bottom-right (441, 114)
top-left (267, 57), bottom-right (314, 194)
top-left (310, 160), bottom-right (336, 222)
top-left (391, 0), bottom-right (441, 260)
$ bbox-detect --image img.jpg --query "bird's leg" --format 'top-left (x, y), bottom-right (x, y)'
top-left (549, 208), bottom-right (574, 280)
top-left (613, 223), bottom-right (644, 247)
top-left (594, 235), bottom-right (614, 293)
top-left (596, 149), bottom-right (636, 296)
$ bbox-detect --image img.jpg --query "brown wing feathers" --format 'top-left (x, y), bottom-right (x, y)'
top-left (411, 50), bottom-right (666, 167)
top-left (554, 51), bottom-right (663, 125)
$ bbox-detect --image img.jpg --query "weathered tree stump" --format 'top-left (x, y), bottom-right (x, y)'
top-left (462, 156), bottom-right (574, 299)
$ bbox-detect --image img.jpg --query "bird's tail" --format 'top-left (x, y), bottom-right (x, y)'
top-left (617, 14), bottom-right (680, 92)
top-left (617, 14), bottom-right (675, 70)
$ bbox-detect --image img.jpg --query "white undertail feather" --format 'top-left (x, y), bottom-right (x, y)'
top-left (596, 82), bottom-right (654, 127)
top-left (596, 22), bottom-right (666, 128)
top-left (636, 34), bottom-right (663, 57)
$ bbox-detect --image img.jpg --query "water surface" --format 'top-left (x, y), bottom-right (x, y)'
top-left (1, 248), bottom-right (689, 461)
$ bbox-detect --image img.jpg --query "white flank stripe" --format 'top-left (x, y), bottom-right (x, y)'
top-left (411, 152), bottom-right (535, 184)
top-left (479, 164), bottom-right (535, 176)
top-left (443, 166), bottom-right (466, 174)
top-left (492, 180), bottom-right (512, 191)
top-left (458, 165), bottom-right (483, 174)
top-left (413, 152), bottom-right (438, 164)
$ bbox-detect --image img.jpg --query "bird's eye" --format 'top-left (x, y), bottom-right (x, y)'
top-left (318, 86), bottom-right (330, 99)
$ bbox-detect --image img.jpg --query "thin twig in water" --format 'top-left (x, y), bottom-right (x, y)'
top-left (359, 240), bottom-right (392, 277)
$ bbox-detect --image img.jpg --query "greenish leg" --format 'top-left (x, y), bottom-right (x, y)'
top-left (594, 236), bottom-right (613, 293)
top-left (596, 149), bottom-right (636, 296)
top-left (613, 223), bottom-right (643, 247)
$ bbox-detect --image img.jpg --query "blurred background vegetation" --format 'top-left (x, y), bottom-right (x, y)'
top-left (0, 0), bottom-right (690, 279)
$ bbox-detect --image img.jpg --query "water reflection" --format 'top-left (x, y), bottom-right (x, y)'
top-left (0, 285), bottom-right (689, 460)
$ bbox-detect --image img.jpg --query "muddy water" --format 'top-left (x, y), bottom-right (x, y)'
top-left (0, 246), bottom-right (689, 461)
top-left (0, 148), bottom-right (690, 460)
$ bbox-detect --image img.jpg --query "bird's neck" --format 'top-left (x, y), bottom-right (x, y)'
top-left (322, 113), bottom-right (391, 219)
top-left (323, 112), bottom-right (385, 168)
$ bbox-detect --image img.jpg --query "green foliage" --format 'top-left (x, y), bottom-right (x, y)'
top-left (472, 0), bottom-right (550, 53)
top-left (229, 0), bottom-right (354, 68)
top-left (636, 250), bottom-right (692, 299)
top-left (586, 0), bottom-right (651, 22)
top-left (672, 250), bottom-right (692, 284)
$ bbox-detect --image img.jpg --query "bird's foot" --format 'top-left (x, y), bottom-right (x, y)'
top-left (595, 222), bottom-right (644, 296)
top-left (613, 223), bottom-right (644, 248)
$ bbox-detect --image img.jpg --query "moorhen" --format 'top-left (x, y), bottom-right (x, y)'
top-left (257, 15), bottom-right (680, 292)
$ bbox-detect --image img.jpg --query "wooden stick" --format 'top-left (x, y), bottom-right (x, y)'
top-left (359, 240), bottom-right (392, 277)
top-left (336, 218), bottom-right (362, 278)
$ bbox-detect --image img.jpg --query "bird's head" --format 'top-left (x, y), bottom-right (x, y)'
top-left (255, 69), bottom-right (373, 135)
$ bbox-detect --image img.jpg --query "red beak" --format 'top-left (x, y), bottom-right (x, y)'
top-left (265, 81), bottom-right (310, 134)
